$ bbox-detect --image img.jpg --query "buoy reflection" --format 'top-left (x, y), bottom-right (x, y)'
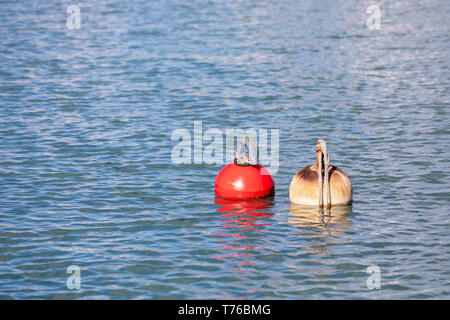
top-left (212, 196), bottom-right (274, 266)
top-left (288, 202), bottom-right (353, 254)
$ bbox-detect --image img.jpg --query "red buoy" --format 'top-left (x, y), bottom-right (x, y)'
top-left (215, 163), bottom-right (275, 199)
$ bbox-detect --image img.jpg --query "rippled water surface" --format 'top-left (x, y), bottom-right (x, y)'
top-left (0, 0), bottom-right (449, 299)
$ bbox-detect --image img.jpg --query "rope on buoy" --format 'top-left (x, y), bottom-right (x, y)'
top-left (318, 149), bottom-right (323, 209)
top-left (317, 139), bottom-right (332, 210)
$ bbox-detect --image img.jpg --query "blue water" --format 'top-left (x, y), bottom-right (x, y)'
top-left (0, 0), bottom-right (449, 299)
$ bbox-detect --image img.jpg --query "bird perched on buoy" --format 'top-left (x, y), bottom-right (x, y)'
top-left (215, 137), bottom-right (274, 199)
top-left (289, 140), bottom-right (352, 207)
